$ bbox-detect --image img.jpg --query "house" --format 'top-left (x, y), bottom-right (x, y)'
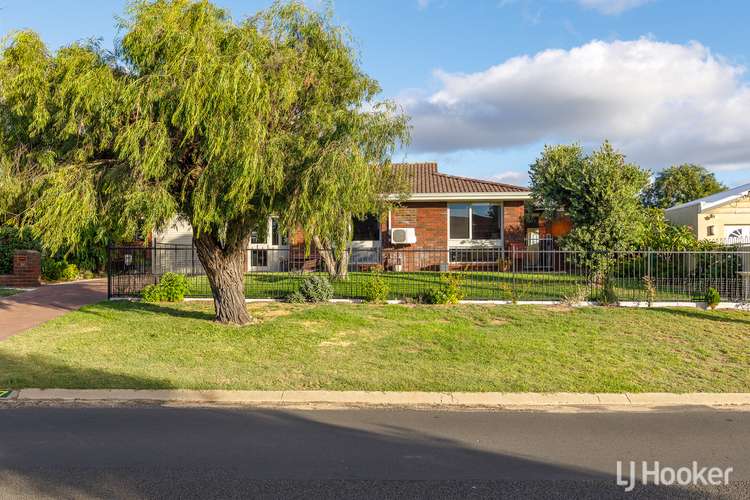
top-left (664, 183), bottom-right (750, 242)
top-left (153, 162), bottom-right (533, 272)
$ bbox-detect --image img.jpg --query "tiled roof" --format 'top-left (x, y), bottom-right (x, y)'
top-left (392, 162), bottom-right (528, 194)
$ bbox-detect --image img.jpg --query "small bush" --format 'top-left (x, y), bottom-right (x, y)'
top-left (425, 273), bottom-right (464, 304)
top-left (142, 272), bottom-right (189, 302)
top-left (642, 275), bottom-right (657, 307)
top-left (286, 290), bottom-right (306, 303)
top-left (705, 287), bottom-right (721, 310)
top-left (600, 278), bottom-right (619, 305)
top-left (363, 272), bottom-right (389, 303)
top-left (561, 284), bottom-right (589, 307)
top-left (299, 275), bottom-right (334, 303)
top-left (42, 259), bottom-right (78, 281)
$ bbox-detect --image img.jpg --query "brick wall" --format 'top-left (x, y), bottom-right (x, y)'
top-left (384, 202), bottom-right (449, 271)
top-left (503, 200), bottom-right (525, 242)
top-left (0, 250), bottom-right (42, 287)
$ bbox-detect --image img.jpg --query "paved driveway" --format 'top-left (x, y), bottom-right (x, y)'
top-left (0, 280), bottom-right (107, 340)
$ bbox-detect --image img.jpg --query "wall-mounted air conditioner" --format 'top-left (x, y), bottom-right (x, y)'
top-left (390, 228), bottom-right (417, 245)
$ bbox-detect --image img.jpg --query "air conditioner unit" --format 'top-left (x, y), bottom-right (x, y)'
top-left (390, 228), bottom-right (417, 245)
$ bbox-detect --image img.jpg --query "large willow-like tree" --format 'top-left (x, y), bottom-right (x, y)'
top-left (0, 0), bottom-right (409, 324)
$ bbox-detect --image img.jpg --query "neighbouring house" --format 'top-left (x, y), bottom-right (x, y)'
top-left (153, 162), bottom-right (534, 272)
top-left (664, 183), bottom-right (750, 243)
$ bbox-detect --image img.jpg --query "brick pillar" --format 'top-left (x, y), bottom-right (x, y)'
top-left (0, 250), bottom-right (42, 287)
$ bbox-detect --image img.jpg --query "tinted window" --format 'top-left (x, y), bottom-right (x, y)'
top-left (353, 214), bottom-right (380, 241)
top-left (471, 204), bottom-right (502, 240)
top-left (449, 204), bottom-right (470, 239)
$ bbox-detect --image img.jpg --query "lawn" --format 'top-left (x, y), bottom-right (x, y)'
top-left (0, 288), bottom-right (21, 297)
top-left (180, 271), bottom-right (714, 301)
top-left (1, 301), bottom-right (749, 392)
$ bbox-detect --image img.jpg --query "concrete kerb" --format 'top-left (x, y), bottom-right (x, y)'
top-left (9, 389), bottom-right (750, 409)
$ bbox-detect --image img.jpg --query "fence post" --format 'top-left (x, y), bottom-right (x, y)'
top-left (511, 245), bottom-right (516, 301)
top-left (106, 243), bottom-right (112, 300)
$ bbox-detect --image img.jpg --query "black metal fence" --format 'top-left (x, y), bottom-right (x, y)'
top-left (108, 244), bottom-right (750, 303)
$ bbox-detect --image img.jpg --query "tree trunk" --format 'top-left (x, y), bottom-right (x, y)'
top-left (194, 232), bottom-right (251, 325)
top-left (313, 236), bottom-right (349, 280)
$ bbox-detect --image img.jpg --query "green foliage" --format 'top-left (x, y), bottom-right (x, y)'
top-left (530, 142), bottom-right (649, 275)
top-left (298, 275), bottom-right (334, 303)
top-left (642, 275), bottom-right (656, 307)
top-left (0, 1), bottom-right (409, 321)
top-left (286, 290), bottom-right (306, 303)
top-left (363, 271), bottom-right (389, 303)
top-left (425, 273), bottom-right (464, 304)
top-left (638, 208), bottom-right (703, 250)
top-left (642, 164), bottom-right (726, 209)
top-left (142, 272), bottom-right (189, 302)
top-left (41, 259), bottom-right (78, 281)
top-left (704, 287), bottom-right (721, 310)
top-left (0, 226), bottom-right (40, 274)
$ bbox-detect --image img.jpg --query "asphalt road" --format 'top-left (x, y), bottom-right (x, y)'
top-left (0, 405), bottom-right (748, 499)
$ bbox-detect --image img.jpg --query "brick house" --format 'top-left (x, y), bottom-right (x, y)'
top-left (154, 162), bottom-right (532, 272)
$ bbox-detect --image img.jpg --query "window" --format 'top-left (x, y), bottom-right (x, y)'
top-left (449, 203), bottom-right (503, 240)
top-left (449, 204), bottom-right (470, 239)
top-left (471, 204), bottom-right (502, 240)
top-left (271, 218), bottom-right (288, 246)
top-left (250, 250), bottom-right (267, 267)
top-left (707, 226), bottom-right (715, 237)
top-left (352, 214), bottom-right (380, 241)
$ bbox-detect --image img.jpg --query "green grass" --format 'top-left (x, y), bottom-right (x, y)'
top-left (1, 301), bottom-right (749, 392)
top-left (182, 271), bottom-right (710, 302)
top-left (0, 288), bottom-right (21, 297)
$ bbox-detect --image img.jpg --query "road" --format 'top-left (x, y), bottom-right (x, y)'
top-left (0, 405), bottom-right (748, 499)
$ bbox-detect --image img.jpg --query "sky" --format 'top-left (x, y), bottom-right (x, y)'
top-left (1, 0), bottom-right (749, 187)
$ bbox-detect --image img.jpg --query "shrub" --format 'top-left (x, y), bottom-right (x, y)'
top-left (299, 275), bottom-right (333, 303)
top-left (42, 258), bottom-right (78, 281)
top-left (286, 290), bottom-right (306, 303)
top-left (705, 287), bottom-right (721, 310)
top-left (142, 272), bottom-right (189, 302)
top-left (425, 273), bottom-right (464, 304)
top-left (363, 272), bottom-right (389, 303)
top-left (561, 284), bottom-right (589, 307)
top-left (642, 275), bottom-right (657, 307)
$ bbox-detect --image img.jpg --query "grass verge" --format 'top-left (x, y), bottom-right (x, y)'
top-left (1, 301), bottom-right (748, 392)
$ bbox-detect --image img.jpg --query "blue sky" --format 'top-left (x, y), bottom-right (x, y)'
top-left (2, 0), bottom-right (749, 187)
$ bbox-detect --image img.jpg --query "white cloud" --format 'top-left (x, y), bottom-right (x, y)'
top-left (577, 0), bottom-right (654, 15)
top-left (491, 171), bottom-right (529, 184)
top-left (402, 38), bottom-right (750, 172)
top-left (417, 0), bottom-right (430, 10)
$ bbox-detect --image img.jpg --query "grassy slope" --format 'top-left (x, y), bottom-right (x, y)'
top-left (1, 301), bottom-right (748, 392)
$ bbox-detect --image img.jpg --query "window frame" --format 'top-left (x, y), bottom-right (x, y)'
top-left (447, 202), bottom-right (505, 245)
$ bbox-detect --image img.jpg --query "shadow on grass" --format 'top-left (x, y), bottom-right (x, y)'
top-left (0, 350), bottom-right (174, 390)
top-left (79, 300), bottom-right (217, 322)
top-left (642, 307), bottom-right (750, 325)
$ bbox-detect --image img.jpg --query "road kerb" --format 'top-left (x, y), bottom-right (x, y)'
top-left (10, 389), bottom-right (750, 409)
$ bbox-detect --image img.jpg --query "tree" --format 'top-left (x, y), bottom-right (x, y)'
top-left (0, 0), bottom-right (409, 324)
top-left (642, 164), bottom-right (726, 209)
top-left (529, 142), bottom-right (649, 266)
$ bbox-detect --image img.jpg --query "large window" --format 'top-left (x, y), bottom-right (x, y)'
top-left (449, 203), bottom-right (503, 240)
top-left (352, 214), bottom-right (380, 241)
top-left (449, 204), bottom-right (470, 239)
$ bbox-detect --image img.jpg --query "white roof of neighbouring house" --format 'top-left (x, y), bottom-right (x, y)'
top-left (665, 183), bottom-right (750, 213)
